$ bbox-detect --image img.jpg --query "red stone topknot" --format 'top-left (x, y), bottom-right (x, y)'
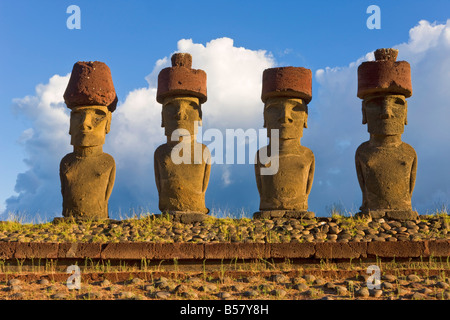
top-left (64, 61), bottom-right (118, 112)
top-left (157, 53), bottom-right (207, 104)
top-left (357, 48), bottom-right (412, 99)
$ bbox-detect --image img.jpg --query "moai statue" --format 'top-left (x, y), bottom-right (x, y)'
top-left (254, 67), bottom-right (315, 220)
top-left (355, 48), bottom-right (418, 220)
top-left (60, 61), bottom-right (117, 220)
top-left (154, 53), bottom-right (212, 223)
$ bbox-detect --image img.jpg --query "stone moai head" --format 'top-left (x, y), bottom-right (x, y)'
top-left (157, 53), bottom-right (207, 140)
top-left (261, 67), bottom-right (312, 140)
top-left (64, 61), bottom-right (118, 147)
top-left (358, 48), bottom-right (412, 136)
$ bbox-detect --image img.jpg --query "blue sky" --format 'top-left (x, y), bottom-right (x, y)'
top-left (2, 0), bottom-right (450, 220)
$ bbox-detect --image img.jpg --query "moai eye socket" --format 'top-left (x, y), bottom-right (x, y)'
top-left (95, 109), bottom-right (107, 116)
top-left (394, 97), bottom-right (405, 106)
top-left (292, 101), bottom-right (306, 113)
top-left (365, 96), bottom-right (383, 108)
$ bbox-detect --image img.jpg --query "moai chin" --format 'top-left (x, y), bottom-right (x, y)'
top-left (59, 61), bottom-right (117, 220)
top-left (253, 67), bottom-right (315, 220)
top-left (154, 53), bottom-right (212, 223)
top-left (355, 48), bottom-right (418, 221)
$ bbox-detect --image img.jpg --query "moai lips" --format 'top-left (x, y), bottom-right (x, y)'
top-left (254, 66), bottom-right (315, 220)
top-left (355, 48), bottom-right (418, 221)
top-left (154, 53), bottom-right (211, 223)
top-left (59, 61), bottom-right (117, 220)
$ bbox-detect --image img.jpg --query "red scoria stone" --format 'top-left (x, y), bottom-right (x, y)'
top-left (64, 61), bottom-right (118, 112)
top-left (157, 53), bottom-right (207, 104)
top-left (261, 67), bottom-right (312, 104)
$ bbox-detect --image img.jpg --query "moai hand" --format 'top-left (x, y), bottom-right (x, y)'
top-left (254, 67), bottom-right (315, 220)
top-left (154, 53), bottom-right (211, 223)
top-left (59, 61), bottom-right (117, 220)
top-left (355, 48), bottom-right (418, 221)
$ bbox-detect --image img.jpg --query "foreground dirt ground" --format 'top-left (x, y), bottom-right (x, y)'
top-left (1, 268), bottom-right (449, 300)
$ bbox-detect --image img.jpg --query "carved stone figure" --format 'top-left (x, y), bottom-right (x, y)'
top-left (254, 67), bottom-right (315, 219)
top-left (355, 48), bottom-right (418, 220)
top-left (60, 61), bottom-right (117, 220)
top-left (154, 53), bottom-right (211, 223)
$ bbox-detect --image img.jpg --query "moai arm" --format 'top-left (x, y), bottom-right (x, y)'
top-left (202, 147), bottom-right (211, 194)
top-left (410, 153), bottom-right (417, 196)
top-left (59, 159), bottom-right (66, 199)
top-left (355, 151), bottom-right (365, 192)
top-left (106, 161), bottom-right (116, 202)
top-left (306, 154), bottom-right (315, 196)
top-left (254, 151), bottom-right (262, 195)
top-left (154, 150), bottom-right (162, 196)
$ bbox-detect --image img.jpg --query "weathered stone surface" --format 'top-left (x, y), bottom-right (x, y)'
top-left (14, 243), bottom-right (59, 259)
top-left (204, 243), bottom-right (267, 259)
top-left (58, 243), bottom-right (102, 258)
top-left (427, 240), bottom-right (450, 257)
top-left (261, 67), bottom-right (312, 103)
top-left (155, 53), bottom-right (211, 219)
top-left (64, 61), bottom-right (118, 112)
top-left (157, 53), bottom-right (207, 104)
top-left (314, 242), bottom-right (367, 259)
top-left (255, 67), bottom-right (315, 219)
top-left (367, 241), bottom-right (426, 258)
top-left (60, 61), bottom-right (117, 220)
top-left (152, 243), bottom-right (204, 260)
top-left (270, 243), bottom-right (315, 258)
top-left (355, 49), bottom-right (417, 221)
top-left (357, 48), bottom-right (412, 99)
top-left (0, 242), bottom-right (16, 259)
top-left (101, 243), bottom-right (155, 259)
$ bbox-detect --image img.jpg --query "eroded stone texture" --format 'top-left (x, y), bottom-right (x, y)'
top-left (60, 61), bottom-right (117, 220)
top-left (355, 48), bottom-right (418, 220)
top-left (154, 53), bottom-right (211, 222)
top-left (254, 67), bottom-right (315, 220)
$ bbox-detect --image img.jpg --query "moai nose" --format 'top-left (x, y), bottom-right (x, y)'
top-left (380, 102), bottom-right (394, 119)
top-left (80, 112), bottom-right (94, 130)
top-left (279, 107), bottom-right (293, 123)
top-left (175, 106), bottom-right (187, 120)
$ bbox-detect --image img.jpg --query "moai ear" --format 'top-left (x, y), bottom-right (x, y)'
top-left (105, 112), bottom-right (112, 134)
top-left (198, 105), bottom-right (203, 126)
top-left (362, 101), bottom-right (367, 125)
top-left (303, 105), bottom-right (308, 129)
top-left (161, 110), bottom-right (165, 128)
top-left (69, 111), bottom-right (73, 135)
top-left (404, 100), bottom-right (408, 125)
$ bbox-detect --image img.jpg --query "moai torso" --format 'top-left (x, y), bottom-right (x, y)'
top-left (256, 144), bottom-right (314, 211)
top-left (355, 48), bottom-right (418, 220)
top-left (60, 152), bottom-right (115, 218)
top-left (355, 141), bottom-right (417, 212)
top-left (154, 141), bottom-right (210, 213)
